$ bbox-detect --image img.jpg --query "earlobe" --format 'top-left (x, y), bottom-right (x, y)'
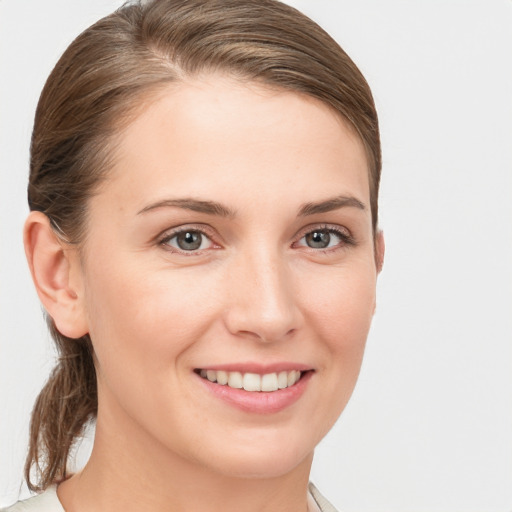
top-left (24, 211), bottom-right (88, 339)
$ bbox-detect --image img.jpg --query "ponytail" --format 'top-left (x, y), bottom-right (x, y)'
top-left (24, 319), bottom-right (97, 492)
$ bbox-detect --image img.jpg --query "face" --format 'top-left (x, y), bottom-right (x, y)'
top-left (75, 76), bottom-right (380, 479)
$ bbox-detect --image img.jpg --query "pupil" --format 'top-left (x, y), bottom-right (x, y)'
top-left (306, 230), bottom-right (330, 248)
top-left (177, 231), bottom-right (201, 250)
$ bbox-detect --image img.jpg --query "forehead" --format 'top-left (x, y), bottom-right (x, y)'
top-left (100, 75), bottom-right (369, 211)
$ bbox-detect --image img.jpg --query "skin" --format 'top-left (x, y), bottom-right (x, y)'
top-left (25, 75), bottom-right (383, 512)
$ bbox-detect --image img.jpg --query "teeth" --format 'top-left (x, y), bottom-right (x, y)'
top-left (288, 370), bottom-right (300, 387)
top-left (243, 373), bottom-right (261, 391)
top-left (261, 373), bottom-right (278, 392)
top-left (277, 371), bottom-right (288, 389)
top-left (216, 370), bottom-right (228, 385)
top-left (228, 371), bottom-right (243, 389)
top-left (199, 369), bottom-right (303, 392)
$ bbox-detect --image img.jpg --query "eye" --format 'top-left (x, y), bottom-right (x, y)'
top-left (304, 230), bottom-right (336, 249)
top-left (295, 226), bottom-right (353, 250)
top-left (162, 229), bottom-right (214, 252)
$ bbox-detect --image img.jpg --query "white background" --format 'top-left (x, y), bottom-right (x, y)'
top-left (1, 1), bottom-right (511, 510)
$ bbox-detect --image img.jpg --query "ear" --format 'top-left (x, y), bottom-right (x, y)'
top-left (372, 230), bottom-right (385, 315)
top-left (374, 229), bottom-right (385, 274)
top-left (24, 211), bottom-right (89, 339)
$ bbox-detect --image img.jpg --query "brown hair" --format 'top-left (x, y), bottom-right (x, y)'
top-left (26, 0), bottom-right (381, 491)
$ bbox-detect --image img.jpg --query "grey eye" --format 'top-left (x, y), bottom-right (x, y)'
top-left (304, 230), bottom-right (332, 249)
top-left (167, 230), bottom-right (211, 251)
top-left (177, 231), bottom-right (202, 250)
top-left (296, 228), bottom-right (347, 250)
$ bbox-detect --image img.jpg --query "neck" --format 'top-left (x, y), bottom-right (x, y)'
top-left (58, 409), bottom-right (314, 512)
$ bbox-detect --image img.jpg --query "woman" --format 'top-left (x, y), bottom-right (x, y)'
top-left (3, 0), bottom-right (383, 510)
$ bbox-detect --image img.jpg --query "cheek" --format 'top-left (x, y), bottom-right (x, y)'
top-left (82, 260), bottom-right (219, 385)
top-left (299, 261), bottom-right (376, 417)
top-left (81, 262), bottom-right (223, 435)
top-left (299, 260), bottom-right (377, 348)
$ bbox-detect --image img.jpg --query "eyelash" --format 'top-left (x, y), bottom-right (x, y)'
top-left (157, 224), bottom-right (219, 255)
top-left (293, 224), bottom-right (356, 253)
top-left (157, 224), bottom-right (355, 255)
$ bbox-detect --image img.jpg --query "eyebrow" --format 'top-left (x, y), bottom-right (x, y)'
top-left (137, 195), bottom-right (365, 218)
top-left (298, 195), bottom-right (366, 216)
top-left (137, 198), bottom-right (235, 217)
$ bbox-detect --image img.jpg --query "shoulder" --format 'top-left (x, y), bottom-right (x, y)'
top-left (308, 482), bottom-right (339, 512)
top-left (3, 483), bottom-right (335, 512)
top-left (1, 487), bottom-right (64, 512)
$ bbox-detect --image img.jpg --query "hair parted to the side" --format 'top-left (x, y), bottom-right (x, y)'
top-left (26, 0), bottom-right (381, 492)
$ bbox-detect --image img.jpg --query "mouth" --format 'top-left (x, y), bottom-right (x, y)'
top-left (195, 369), bottom-right (305, 392)
top-left (194, 366), bottom-right (313, 414)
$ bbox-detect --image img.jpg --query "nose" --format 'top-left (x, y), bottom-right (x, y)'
top-left (223, 249), bottom-right (303, 343)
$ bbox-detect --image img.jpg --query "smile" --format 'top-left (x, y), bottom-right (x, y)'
top-left (198, 369), bottom-right (302, 392)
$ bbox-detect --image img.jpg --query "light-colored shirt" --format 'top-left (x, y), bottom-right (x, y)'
top-left (1, 482), bottom-right (337, 511)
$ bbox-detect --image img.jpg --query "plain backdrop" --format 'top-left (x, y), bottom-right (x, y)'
top-left (1, 1), bottom-right (511, 511)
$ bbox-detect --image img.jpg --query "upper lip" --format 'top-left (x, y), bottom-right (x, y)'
top-left (195, 362), bottom-right (313, 374)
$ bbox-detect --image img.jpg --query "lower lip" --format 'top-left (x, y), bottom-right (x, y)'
top-left (197, 371), bottom-right (313, 414)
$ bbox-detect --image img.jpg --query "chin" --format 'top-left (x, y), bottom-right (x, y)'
top-left (192, 431), bottom-right (317, 480)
